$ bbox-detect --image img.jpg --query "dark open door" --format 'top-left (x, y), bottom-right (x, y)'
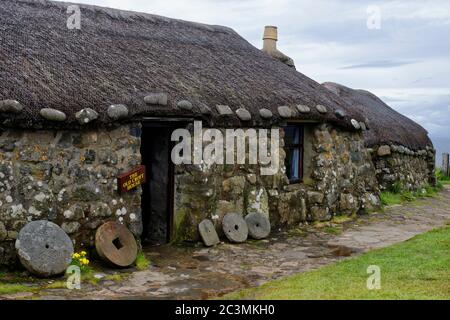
top-left (140, 123), bottom-right (175, 246)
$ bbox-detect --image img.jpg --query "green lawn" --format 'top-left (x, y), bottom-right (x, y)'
top-left (224, 226), bottom-right (450, 300)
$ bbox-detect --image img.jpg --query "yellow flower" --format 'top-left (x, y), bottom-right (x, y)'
top-left (80, 251), bottom-right (87, 257)
top-left (73, 253), bottom-right (80, 259)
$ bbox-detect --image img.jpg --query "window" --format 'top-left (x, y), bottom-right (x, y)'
top-left (284, 125), bottom-right (304, 184)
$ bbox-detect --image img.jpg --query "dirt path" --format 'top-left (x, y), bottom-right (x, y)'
top-left (3, 186), bottom-right (450, 300)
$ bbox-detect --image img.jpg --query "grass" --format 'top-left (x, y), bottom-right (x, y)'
top-left (321, 226), bottom-right (343, 235)
top-left (0, 284), bottom-right (35, 295)
top-left (135, 251), bottom-right (150, 271)
top-left (224, 226), bottom-right (450, 300)
top-left (436, 169), bottom-right (450, 185)
top-left (380, 192), bottom-right (403, 206)
top-left (380, 183), bottom-right (443, 206)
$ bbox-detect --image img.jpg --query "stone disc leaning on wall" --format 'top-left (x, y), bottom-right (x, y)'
top-left (95, 221), bottom-right (138, 267)
top-left (222, 213), bottom-right (248, 243)
top-left (245, 213), bottom-right (271, 240)
top-left (15, 221), bottom-right (74, 277)
top-left (198, 219), bottom-right (220, 247)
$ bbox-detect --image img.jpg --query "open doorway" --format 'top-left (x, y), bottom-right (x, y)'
top-left (140, 123), bottom-right (175, 246)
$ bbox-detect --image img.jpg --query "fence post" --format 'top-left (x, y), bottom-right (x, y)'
top-left (443, 153), bottom-right (450, 177)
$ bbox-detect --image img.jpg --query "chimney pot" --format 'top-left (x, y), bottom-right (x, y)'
top-left (261, 26), bottom-right (296, 69)
top-left (263, 26), bottom-right (278, 41)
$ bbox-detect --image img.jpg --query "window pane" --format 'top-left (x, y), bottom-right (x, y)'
top-left (285, 126), bottom-right (300, 146)
top-left (286, 148), bottom-right (300, 182)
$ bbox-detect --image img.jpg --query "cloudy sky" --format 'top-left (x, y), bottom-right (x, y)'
top-left (57, 0), bottom-right (450, 161)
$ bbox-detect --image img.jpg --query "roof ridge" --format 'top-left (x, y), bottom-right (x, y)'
top-left (9, 0), bottom-right (236, 35)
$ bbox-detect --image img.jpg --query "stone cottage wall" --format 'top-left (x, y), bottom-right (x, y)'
top-left (173, 123), bottom-right (381, 242)
top-left (0, 125), bottom-right (142, 266)
top-left (372, 144), bottom-right (436, 191)
top-left (0, 121), bottom-right (387, 265)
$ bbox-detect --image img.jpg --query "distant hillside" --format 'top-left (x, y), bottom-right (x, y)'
top-left (432, 137), bottom-right (450, 168)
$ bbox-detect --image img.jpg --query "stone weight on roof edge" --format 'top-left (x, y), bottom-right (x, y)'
top-left (0, 0), bottom-right (368, 129)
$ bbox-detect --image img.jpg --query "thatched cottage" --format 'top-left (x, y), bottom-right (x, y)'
top-left (323, 83), bottom-right (436, 191)
top-left (0, 0), bottom-right (434, 266)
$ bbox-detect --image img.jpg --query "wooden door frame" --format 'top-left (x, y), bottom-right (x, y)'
top-left (140, 118), bottom-right (192, 243)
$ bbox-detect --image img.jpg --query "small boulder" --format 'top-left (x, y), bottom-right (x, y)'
top-left (259, 108), bottom-right (273, 119)
top-left (359, 122), bottom-right (367, 131)
top-left (307, 191), bottom-right (324, 205)
top-left (0, 100), bottom-right (23, 113)
top-left (0, 222), bottom-right (7, 241)
top-left (377, 145), bottom-right (391, 157)
top-left (236, 108), bottom-right (251, 121)
top-left (278, 106), bottom-right (292, 118)
top-left (177, 100), bottom-right (193, 111)
top-left (297, 105), bottom-right (311, 113)
top-left (40, 108), bottom-right (67, 122)
top-left (316, 105), bottom-right (328, 114)
top-left (335, 109), bottom-right (346, 119)
top-left (216, 105), bottom-right (233, 116)
top-left (107, 104), bottom-right (129, 120)
top-left (351, 119), bottom-right (361, 130)
top-left (144, 93), bottom-right (168, 106)
top-left (75, 108), bottom-right (98, 124)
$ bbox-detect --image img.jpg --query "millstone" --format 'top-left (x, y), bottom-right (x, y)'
top-left (245, 213), bottom-right (271, 240)
top-left (95, 221), bottom-right (138, 267)
top-left (15, 221), bottom-right (74, 277)
top-left (198, 219), bottom-right (220, 247)
top-left (222, 213), bottom-right (248, 243)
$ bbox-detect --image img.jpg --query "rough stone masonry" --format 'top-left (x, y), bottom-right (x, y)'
top-left (0, 125), bottom-right (143, 265)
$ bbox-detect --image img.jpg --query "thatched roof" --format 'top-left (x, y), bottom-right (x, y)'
top-left (0, 0), bottom-right (366, 129)
top-left (323, 82), bottom-right (433, 150)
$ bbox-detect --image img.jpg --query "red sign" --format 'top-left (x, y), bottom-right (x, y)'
top-left (117, 165), bottom-right (146, 194)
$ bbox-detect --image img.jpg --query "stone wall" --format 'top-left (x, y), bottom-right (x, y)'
top-left (173, 123), bottom-right (381, 242)
top-left (0, 125), bottom-right (142, 266)
top-left (372, 144), bottom-right (436, 191)
top-left (0, 121), bottom-right (392, 266)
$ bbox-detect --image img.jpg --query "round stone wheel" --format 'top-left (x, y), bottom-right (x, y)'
top-left (198, 219), bottom-right (220, 247)
top-left (15, 221), bottom-right (74, 277)
top-left (222, 213), bottom-right (248, 243)
top-left (95, 222), bottom-right (138, 267)
top-left (245, 213), bottom-right (271, 240)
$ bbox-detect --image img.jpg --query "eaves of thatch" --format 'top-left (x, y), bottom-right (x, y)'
top-left (323, 82), bottom-right (433, 150)
top-left (1, 0), bottom-right (366, 130)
